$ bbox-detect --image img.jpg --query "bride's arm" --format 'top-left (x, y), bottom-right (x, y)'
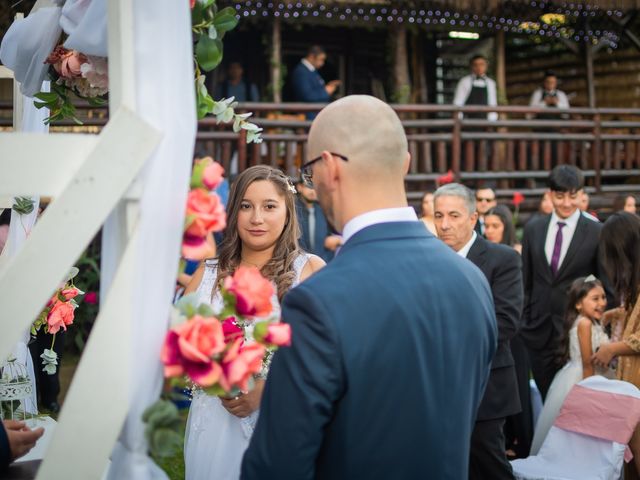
top-left (183, 263), bottom-right (206, 295)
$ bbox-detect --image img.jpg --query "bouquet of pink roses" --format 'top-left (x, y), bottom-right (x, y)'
top-left (162, 266), bottom-right (291, 396)
top-left (32, 267), bottom-right (83, 374)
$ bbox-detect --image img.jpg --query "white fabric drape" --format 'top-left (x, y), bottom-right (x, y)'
top-left (61, 0), bottom-right (108, 57)
top-left (0, 85), bottom-right (51, 414)
top-left (0, 6), bottom-right (62, 97)
top-left (104, 1), bottom-right (196, 478)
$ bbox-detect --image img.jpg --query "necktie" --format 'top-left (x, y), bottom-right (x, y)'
top-left (550, 221), bottom-right (566, 276)
top-left (308, 205), bottom-right (316, 251)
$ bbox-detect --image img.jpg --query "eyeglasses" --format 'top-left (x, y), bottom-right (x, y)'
top-left (476, 197), bottom-right (496, 203)
top-left (300, 152), bottom-right (349, 188)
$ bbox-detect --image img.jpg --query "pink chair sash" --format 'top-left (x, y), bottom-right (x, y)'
top-left (554, 384), bottom-right (640, 462)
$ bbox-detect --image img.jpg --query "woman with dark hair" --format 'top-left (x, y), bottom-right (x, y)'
top-left (592, 211), bottom-right (640, 477)
top-left (484, 204), bottom-right (521, 253)
top-left (183, 165), bottom-right (325, 479)
top-left (612, 194), bottom-right (637, 215)
top-left (419, 191), bottom-right (437, 236)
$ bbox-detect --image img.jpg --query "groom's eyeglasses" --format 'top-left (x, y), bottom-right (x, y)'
top-left (300, 152), bottom-right (349, 188)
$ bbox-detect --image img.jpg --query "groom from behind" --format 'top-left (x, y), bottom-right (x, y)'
top-left (242, 95), bottom-right (498, 479)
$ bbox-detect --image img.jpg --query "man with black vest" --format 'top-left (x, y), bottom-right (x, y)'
top-left (453, 55), bottom-right (498, 121)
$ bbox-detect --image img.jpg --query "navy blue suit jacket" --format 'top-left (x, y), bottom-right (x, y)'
top-left (291, 62), bottom-right (330, 103)
top-left (242, 221), bottom-right (497, 479)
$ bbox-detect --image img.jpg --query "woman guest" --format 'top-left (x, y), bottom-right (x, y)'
top-left (419, 191), bottom-right (437, 236)
top-left (612, 194), bottom-right (637, 215)
top-left (183, 165), bottom-right (325, 479)
top-left (484, 204), bottom-right (531, 458)
top-left (593, 212), bottom-right (640, 478)
top-left (484, 205), bottom-right (521, 253)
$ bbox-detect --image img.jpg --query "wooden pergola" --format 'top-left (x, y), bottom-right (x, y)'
top-left (222, 0), bottom-right (640, 107)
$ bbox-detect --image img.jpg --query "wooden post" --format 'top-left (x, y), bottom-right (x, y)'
top-left (593, 113), bottom-right (602, 192)
top-left (271, 17), bottom-right (282, 103)
top-left (391, 24), bottom-right (410, 103)
top-left (583, 25), bottom-right (596, 108)
top-left (495, 30), bottom-right (507, 106)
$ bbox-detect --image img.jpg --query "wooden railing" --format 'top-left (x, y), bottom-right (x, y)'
top-left (2, 101), bottom-right (639, 207)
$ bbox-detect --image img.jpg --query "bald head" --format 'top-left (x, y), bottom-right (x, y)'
top-left (308, 95), bottom-right (408, 179)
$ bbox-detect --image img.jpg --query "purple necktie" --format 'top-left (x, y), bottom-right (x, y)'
top-left (550, 221), bottom-right (566, 276)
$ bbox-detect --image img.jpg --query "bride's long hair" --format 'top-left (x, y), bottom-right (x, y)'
top-left (215, 165), bottom-right (301, 302)
top-left (555, 276), bottom-right (603, 367)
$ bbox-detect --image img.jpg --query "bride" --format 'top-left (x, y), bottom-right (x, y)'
top-left (183, 165), bottom-right (324, 479)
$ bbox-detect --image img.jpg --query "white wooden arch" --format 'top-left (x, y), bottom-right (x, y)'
top-left (0, 0), bottom-right (195, 477)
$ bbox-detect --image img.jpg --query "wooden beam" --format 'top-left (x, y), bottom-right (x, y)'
top-left (0, 107), bottom-right (160, 368)
top-left (495, 30), bottom-right (507, 105)
top-left (271, 17), bottom-right (282, 103)
top-left (584, 40), bottom-right (596, 108)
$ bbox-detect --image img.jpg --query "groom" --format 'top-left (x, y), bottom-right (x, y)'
top-left (241, 95), bottom-right (497, 479)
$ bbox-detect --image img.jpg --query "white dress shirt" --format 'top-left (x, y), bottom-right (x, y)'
top-left (544, 208), bottom-right (581, 269)
top-left (456, 231), bottom-right (478, 258)
top-left (341, 207), bottom-right (419, 245)
top-left (529, 88), bottom-right (570, 109)
top-left (301, 58), bottom-right (316, 72)
top-left (452, 74), bottom-right (498, 121)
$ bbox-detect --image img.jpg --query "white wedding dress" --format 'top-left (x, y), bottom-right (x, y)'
top-left (184, 254), bottom-right (310, 480)
top-left (530, 316), bottom-right (615, 455)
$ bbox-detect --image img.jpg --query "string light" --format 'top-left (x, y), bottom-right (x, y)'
top-left (225, 1), bottom-right (621, 46)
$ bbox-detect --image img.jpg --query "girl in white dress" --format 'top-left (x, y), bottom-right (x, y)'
top-left (183, 165), bottom-right (324, 480)
top-left (530, 275), bottom-right (615, 454)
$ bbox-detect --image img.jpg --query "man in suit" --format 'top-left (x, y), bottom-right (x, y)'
top-left (294, 179), bottom-right (340, 262)
top-left (0, 420), bottom-right (44, 470)
top-left (242, 95), bottom-right (497, 479)
top-left (290, 45), bottom-right (340, 119)
top-left (521, 165), bottom-right (614, 399)
top-left (474, 187), bottom-right (497, 236)
top-left (434, 183), bottom-right (523, 480)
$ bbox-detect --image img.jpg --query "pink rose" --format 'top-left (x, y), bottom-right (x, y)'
top-left (46, 46), bottom-right (86, 78)
top-left (84, 291), bottom-right (98, 304)
top-left (184, 189), bottom-right (226, 237)
top-left (161, 315), bottom-right (226, 387)
top-left (181, 234), bottom-right (210, 261)
top-left (61, 288), bottom-right (80, 300)
top-left (222, 317), bottom-right (243, 343)
top-left (47, 301), bottom-right (75, 334)
top-left (202, 161), bottom-right (225, 190)
top-left (224, 266), bottom-right (274, 318)
top-left (264, 322), bottom-right (291, 347)
top-left (223, 341), bottom-right (265, 392)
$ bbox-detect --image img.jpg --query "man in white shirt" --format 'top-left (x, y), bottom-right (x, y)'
top-left (453, 55), bottom-right (498, 121)
top-left (529, 71), bottom-right (570, 111)
top-left (520, 165), bottom-right (614, 399)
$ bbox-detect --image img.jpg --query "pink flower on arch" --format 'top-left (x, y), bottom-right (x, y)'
top-left (47, 301), bottom-right (75, 334)
top-left (161, 315), bottom-right (226, 387)
top-left (184, 189), bottom-right (226, 237)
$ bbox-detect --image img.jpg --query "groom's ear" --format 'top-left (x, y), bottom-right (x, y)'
top-left (322, 150), bottom-right (340, 188)
top-left (403, 152), bottom-right (411, 175)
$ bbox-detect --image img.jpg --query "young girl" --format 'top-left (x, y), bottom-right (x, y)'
top-left (183, 165), bottom-right (324, 479)
top-left (530, 275), bottom-right (615, 455)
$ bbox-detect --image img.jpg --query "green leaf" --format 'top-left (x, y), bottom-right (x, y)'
top-left (34, 92), bottom-right (59, 102)
top-left (207, 25), bottom-right (217, 40)
top-left (214, 7), bottom-right (239, 34)
top-left (33, 101), bottom-right (50, 109)
top-left (195, 35), bottom-right (223, 72)
top-left (150, 429), bottom-right (182, 458)
top-left (197, 303), bottom-right (215, 317)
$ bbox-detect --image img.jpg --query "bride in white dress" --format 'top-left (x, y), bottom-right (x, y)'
top-left (530, 276), bottom-right (616, 455)
top-left (183, 165), bottom-right (324, 480)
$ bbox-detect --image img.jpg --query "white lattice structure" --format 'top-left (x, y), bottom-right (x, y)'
top-left (0, 0), bottom-right (195, 477)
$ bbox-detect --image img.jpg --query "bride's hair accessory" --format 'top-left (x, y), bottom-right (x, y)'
top-left (286, 177), bottom-right (297, 195)
top-left (584, 274), bottom-right (597, 282)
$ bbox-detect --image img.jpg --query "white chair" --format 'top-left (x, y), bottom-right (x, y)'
top-left (511, 376), bottom-right (640, 480)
